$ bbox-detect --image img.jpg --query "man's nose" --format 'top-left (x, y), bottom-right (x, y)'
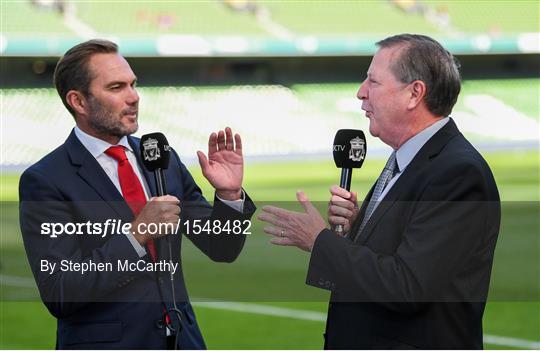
top-left (127, 86), bottom-right (139, 105)
top-left (357, 80), bottom-right (368, 100)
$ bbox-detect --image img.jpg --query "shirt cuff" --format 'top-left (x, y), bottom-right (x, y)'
top-left (123, 226), bottom-right (147, 258)
top-left (216, 190), bottom-right (245, 212)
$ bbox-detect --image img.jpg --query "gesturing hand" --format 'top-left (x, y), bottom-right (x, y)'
top-left (197, 127), bottom-right (243, 201)
top-left (258, 191), bottom-right (327, 252)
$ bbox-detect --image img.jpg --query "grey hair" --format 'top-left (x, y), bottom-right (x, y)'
top-left (376, 34), bottom-right (461, 117)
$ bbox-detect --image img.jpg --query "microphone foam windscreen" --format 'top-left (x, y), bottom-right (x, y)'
top-left (140, 132), bottom-right (171, 171)
top-left (333, 129), bottom-right (367, 168)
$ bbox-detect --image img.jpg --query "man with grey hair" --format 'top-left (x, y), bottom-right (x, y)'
top-left (259, 34), bottom-right (500, 348)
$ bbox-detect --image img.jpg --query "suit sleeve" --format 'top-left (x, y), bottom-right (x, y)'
top-left (171, 149), bottom-right (256, 262)
top-left (19, 168), bottom-right (144, 318)
top-left (306, 158), bottom-right (499, 308)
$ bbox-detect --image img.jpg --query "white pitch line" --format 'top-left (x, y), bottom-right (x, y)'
top-left (0, 274), bottom-right (36, 288)
top-left (193, 300), bottom-right (540, 350)
top-left (484, 335), bottom-right (540, 350)
top-left (2, 276), bottom-right (538, 349)
top-left (255, 8), bottom-right (293, 40)
top-left (62, 3), bottom-right (98, 39)
top-left (194, 301), bottom-right (326, 322)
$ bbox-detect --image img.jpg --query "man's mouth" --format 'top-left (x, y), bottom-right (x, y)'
top-left (123, 110), bottom-right (138, 119)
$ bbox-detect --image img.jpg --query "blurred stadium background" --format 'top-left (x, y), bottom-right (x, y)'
top-left (0, 0), bottom-right (539, 349)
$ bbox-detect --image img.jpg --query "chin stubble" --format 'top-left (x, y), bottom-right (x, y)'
top-left (87, 96), bottom-right (138, 137)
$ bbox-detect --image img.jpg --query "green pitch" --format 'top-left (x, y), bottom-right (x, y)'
top-left (1, 150), bottom-right (539, 349)
top-left (2, 1), bottom-right (538, 37)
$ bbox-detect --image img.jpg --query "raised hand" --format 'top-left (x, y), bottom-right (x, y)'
top-left (197, 127), bottom-right (243, 201)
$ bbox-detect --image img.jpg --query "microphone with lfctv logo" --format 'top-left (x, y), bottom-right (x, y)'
top-left (140, 132), bottom-right (171, 196)
top-left (140, 132), bottom-right (182, 343)
top-left (333, 129), bottom-right (367, 235)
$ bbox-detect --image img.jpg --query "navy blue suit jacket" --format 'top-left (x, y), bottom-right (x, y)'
top-left (307, 119), bottom-right (500, 349)
top-left (19, 130), bottom-right (256, 349)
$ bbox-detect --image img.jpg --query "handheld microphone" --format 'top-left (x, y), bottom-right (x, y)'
top-left (332, 129), bottom-right (367, 235)
top-left (140, 132), bottom-right (171, 196)
top-left (140, 132), bottom-right (182, 348)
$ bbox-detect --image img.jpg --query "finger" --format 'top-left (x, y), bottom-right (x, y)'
top-left (162, 199), bottom-right (181, 211)
top-left (197, 150), bottom-right (209, 173)
top-left (166, 213), bottom-right (180, 224)
top-left (329, 185), bottom-right (351, 199)
top-left (168, 203), bottom-right (181, 216)
top-left (225, 127), bottom-right (233, 151)
top-left (234, 133), bottom-right (243, 156)
top-left (330, 195), bottom-right (355, 210)
top-left (328, 204), bottom-right (353, 218)
top-left (351, 191), bottom-right (359, 208)
top-left (155, 195), bottom-right (178, 204)
top-left (328, 216), bottom-right (349, 226)
top-left (258, 213), bottom-right (289, 229)
top-left (208, 132), bottom-right (218, 154)
top-left (217, 130), bottom-right (226, 151)
top-left (263, 225), bottom-right (284, 238)
top-left (270, 237), bottom-right (295, 246)
top-left (296, 191), bottom-right (317, 215)
top-left (261, 205), bottom-right (294, 218)
top-left (165, 195), bottom-right (180, 204)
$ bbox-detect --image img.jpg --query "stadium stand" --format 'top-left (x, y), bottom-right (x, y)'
top-left (2, 81), bottom-right (538, 167)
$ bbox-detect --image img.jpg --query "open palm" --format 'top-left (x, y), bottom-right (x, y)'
top-left (197, 127), bottom-right (243, 200)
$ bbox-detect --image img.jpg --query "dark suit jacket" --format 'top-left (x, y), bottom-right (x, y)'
top-left (19, 130), bottom-right (256, 349)
top-left (307, 119), bottom-right (500, 349)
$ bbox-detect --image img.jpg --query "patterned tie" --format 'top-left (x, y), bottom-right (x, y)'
top-left (357, 150), bottom-right (399, 235)
top-left (105, 146), bottom-right (157, 261)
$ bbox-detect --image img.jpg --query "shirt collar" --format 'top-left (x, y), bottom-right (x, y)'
top-left (395, 117), bottom-right (450, 172)
top-left (74, 126), bottom-right (133, 158)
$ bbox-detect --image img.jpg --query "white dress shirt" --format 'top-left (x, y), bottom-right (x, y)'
top-left (376, 117), bottom-right (450, 203)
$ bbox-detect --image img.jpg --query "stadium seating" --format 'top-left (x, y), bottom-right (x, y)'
top-left (3, 1), bottom-right (538, 37)
top-left (2, 81), bottom-right (538, 167)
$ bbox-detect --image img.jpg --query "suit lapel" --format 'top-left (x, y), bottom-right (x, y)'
top-left (66, 130), bottom-right (134, 220)
top-left (353, 118), bottom-right (461, 244)
top-left (353, 178), bottom-right (402, 244)
top-left (348, 184), bottom-right (374, 242)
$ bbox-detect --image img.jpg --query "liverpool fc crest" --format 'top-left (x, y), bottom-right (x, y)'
top-left (349, 136), bottom-right (366, 162)
top-left (142, 138), bottom-right (160, 161)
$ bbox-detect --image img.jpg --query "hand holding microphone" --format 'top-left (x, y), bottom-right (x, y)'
top-left (331, 129), bottom-right (366, 236)
top-left (328, 186), bottom-right (359, 236)
top-left (131, 133), bottom-right (180, 245)
top-left (131, 195), bottom-right (180, 245)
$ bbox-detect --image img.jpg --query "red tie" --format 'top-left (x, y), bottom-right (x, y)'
top-left (105, 146), bottom-right (157, 261)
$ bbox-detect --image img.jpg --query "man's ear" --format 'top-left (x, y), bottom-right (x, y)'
top-left (407, 80), bottom-right (426, 110)
top-left (66, 90), bottom-right (87, 116)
